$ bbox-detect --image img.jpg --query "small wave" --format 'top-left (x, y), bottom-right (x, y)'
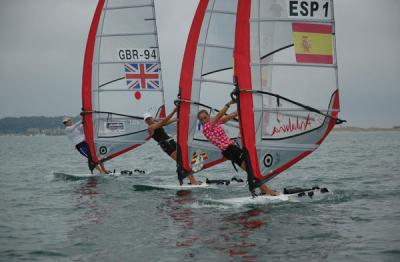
top-left (380, 249), bottom-right (400, 255)
top-left (190, 200), bottom-right (235, 209)
top-left (28, 250), bottom-right (67, 257)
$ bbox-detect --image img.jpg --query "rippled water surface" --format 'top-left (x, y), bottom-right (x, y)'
top-left (0, 132), bottom-right (399, 261)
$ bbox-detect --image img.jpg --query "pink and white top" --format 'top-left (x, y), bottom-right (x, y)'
top-left (202, 120), bottom-right (234, 151)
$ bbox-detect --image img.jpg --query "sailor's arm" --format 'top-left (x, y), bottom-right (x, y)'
top-left (220, 111), bottom-right (238, 124)
top-left (211, 99), bottom-right (235, 126)
top-left (66, 120), bottom-right (83, 132)
top-left (163, 117), bottom-right (177, 126)
top-left (148, 107), bottom-right (177, 133)
top-left (158, 107), bottom-right (177, 126)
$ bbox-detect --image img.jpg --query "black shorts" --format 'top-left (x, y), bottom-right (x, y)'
top-left (222, 144), bottom-right (245, 167)
top-left (159, 139), bottom-right (177, 156)
top-left (75, 141), bottom-right (97, 172)
top-left (75, 141), bottom-right (90, 158)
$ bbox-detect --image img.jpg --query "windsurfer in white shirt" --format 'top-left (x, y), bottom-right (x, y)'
top-left (62, 117), bottom-right (109, 174)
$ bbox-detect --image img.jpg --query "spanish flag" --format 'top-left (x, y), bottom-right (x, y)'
top-left (292, 23), bottom-right (333, 64)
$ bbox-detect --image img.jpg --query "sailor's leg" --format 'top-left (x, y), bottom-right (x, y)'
top-left (187, 174), bottom-right (200, 185)
top-left (94, 164), bottom-right (102, 174)
top-left (238, 152), bottom-right (278, 195)
top-left (169, 151), bottom-right (177, 161)
top-left (99, 162), bottom-right (109, 174)
top-left (259, 184), bottom-right (279, 196)
top-left (170, 150), bottom-right (200, 185)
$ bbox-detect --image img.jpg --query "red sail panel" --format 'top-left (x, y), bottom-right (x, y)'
top-left (234, 0), bottom-right (263, 180)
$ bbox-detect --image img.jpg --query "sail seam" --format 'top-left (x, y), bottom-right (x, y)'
top-left (205, 9), bottom-right (236, 15)
top-left (251, 18), bottom-right (334, 23)
top-left (103, 4), bottom-right (153, 10)
top-left (98, 32), bottom-right (156, 37)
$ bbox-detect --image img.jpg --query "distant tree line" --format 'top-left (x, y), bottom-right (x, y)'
top-left (0, 116), bottom-right (79, 134)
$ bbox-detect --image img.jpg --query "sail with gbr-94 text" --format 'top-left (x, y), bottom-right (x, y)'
top-left (82, 0), bottom-right (169, 163)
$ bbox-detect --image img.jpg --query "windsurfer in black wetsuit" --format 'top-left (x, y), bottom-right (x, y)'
top-left (144, 107), bottom-right (200, 185)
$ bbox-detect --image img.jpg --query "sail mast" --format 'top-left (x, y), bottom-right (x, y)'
top-left (82, 0), bottom-right (106, 163)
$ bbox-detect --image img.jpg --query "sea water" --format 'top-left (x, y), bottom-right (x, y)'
top-left (0, 132), bottom-right (399, 261)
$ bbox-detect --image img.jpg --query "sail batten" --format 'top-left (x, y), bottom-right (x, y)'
top-left (98, 32), bottom-right (157, 37)
top-left (103, 4), bottom-right (154, 10)
top-left (251, 18), bottom-right (334, 23)
top-left (193, 78), bottom-right (234, 86)
top-left (198, 43), bottom-right (234, 50)
top-left (205, 10), bottom-right (237, 15)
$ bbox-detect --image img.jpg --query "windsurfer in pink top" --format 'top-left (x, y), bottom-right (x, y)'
top-left (197, 100), bottom-right (278, 196)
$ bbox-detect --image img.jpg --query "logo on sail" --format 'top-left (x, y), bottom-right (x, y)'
top-left (292, 22), bottom-right (333, 64)
top-left (124, 63), bottom-right (160, 100)
top-left (271, 114), bottom-right (312, 136)
top-left (263, 154), bottom-right (273, 167)
top-left (191, 150), bottom-right (208, 172)
top-left (301, 36), bottom-right (312, 52)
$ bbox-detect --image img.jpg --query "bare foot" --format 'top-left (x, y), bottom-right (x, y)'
top-left (188, 175), bottom-right (200, 185)
top-left (260, 184), bottom-right (279, 196)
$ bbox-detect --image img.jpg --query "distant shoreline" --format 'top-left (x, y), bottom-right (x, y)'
top-left (333, 126), bottom-right (400, 132)
top-left (1, 126), bottom-right (399, 137)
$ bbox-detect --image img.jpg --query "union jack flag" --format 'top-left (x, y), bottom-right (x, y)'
top-left (124, 63), bottom-right (160, 90)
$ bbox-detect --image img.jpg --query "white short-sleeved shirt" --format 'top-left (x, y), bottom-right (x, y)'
top-left (65, 120), bottom-right (85, 145)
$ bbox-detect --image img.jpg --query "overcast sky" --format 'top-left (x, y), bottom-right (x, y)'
top-left (0, 0), bottom-right (399, 128)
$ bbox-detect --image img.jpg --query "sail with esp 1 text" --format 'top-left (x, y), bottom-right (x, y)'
top-left (233, 0), bottom-right (345, 192)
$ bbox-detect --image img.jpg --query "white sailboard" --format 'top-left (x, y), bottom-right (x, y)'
top-left (134, 177), bottom-right (246, 190)
top-left (133, 183), bottom-right (218, 191)
top-left (53, 170), bottom-right (143, 179)
top-left (204, 188), bottom-right (330, 206)
top-left (82, 0), bottom-right (170, 164)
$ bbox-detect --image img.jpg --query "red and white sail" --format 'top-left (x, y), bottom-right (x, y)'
top-left (234, 0), bottom-right (343, 191)
top-left (177, 0), bottom-right (240, 179)
top-left (82, 0), bottom-right (167, 162)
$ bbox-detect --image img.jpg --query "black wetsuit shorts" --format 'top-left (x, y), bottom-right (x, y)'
top-left (76, 141), bottom-right (97, 172)
top-left (159, 139), bottom-right (177, 156)
top-left (222, 144), bottom-right (245, 167)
